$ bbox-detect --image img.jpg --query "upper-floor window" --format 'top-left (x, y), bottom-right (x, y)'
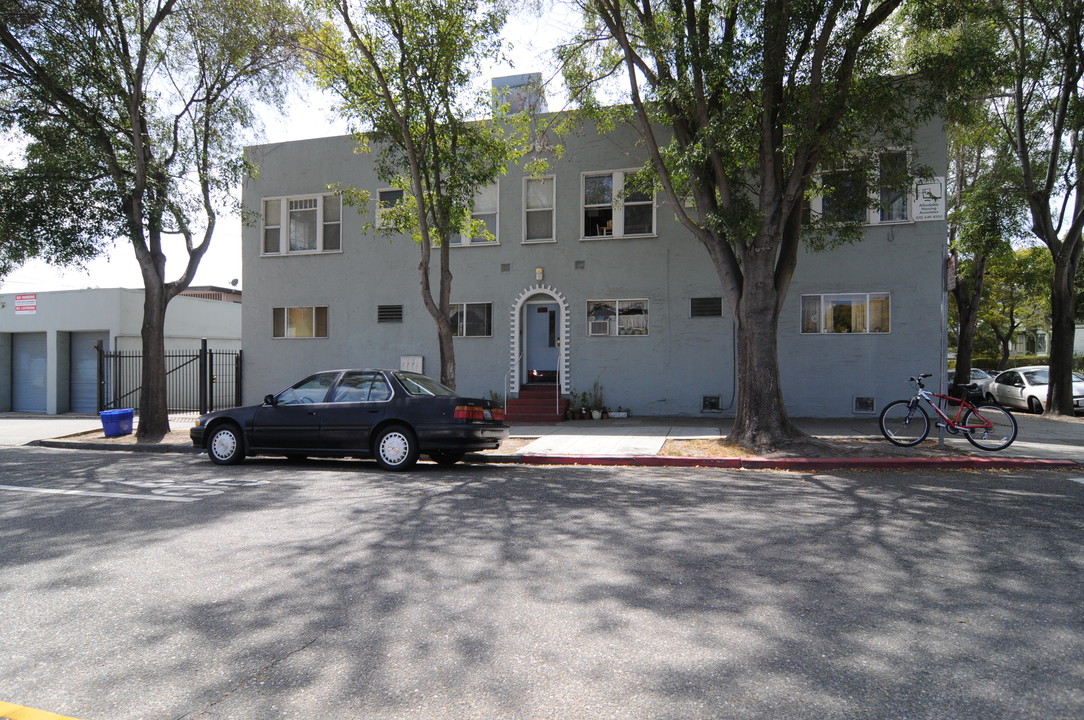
top-left (524, 177), bottom-right (555, 243)
top-left (587, 299), bottom-right (649, 336)
top-left (815, 150), bottom-right (911, 225)
top-left (263, 195), bottom-right (341, 255)
top-left (453, 183), bottom-right (499, 246)
top-left (377, 188), bottom-right (405, 229)
top-left (273, 306), bottom-right (329, 338)
top-left (878, 150), bottom-right (909, 222)
top-left (800, 293), bottom-right (890, 334)
top-left (582, 170), bottom-right (655, 239)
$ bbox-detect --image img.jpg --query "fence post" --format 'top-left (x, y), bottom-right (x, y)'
top-left (199, 338), bottom-right (208, 415)
top-left (235, 350), bottom-right (243, 407)
top-left (95, 340), bottom-right (105, 413)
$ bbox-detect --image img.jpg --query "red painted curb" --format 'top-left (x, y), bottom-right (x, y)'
top-left (515, 454), bottom-right (1077, 470)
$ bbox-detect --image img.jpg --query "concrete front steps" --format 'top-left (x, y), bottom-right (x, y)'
top-left (505, 384), bottom-right (568, 423)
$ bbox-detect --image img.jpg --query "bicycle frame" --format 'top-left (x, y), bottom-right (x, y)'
top-left (912, 386), bottom-right (994, 433)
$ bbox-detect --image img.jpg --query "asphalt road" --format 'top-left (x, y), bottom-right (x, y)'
top-left (2, 447), bottom-right (1083, 720)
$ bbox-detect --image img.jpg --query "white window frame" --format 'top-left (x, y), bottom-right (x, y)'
top-left (809, 150), bottom-right (913, 226)
top-left (272, 306), bottom-right (329, 339)
top-left (262, 194), bottom-right (341, 255)
top-left (800, 293), bottom-right (891, 334)
top-left (586, 299), bottom-right (650, 337)
top-left (523, 176), bottom-right (555, 243)
top-left (453, 182), bottom-right (499, 246)
top-left (581, 170), bottom-right (656, 239)
top-left (449, 302), bottom-right (493, 337)
top-left (377, 188), bottom-right (406, 229)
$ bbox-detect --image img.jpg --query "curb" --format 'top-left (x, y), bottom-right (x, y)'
top-left (33, 440), bottom-right (1078, 470)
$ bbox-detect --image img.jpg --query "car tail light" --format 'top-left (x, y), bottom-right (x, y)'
top-left (455, 405), bottom-right (505, 421)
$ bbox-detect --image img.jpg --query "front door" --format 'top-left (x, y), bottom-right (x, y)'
top-left (525, 302), bottom-right (559, 383)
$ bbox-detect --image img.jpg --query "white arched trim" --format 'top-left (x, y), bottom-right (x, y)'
top-left (508, 284), bottom-right (570, 395)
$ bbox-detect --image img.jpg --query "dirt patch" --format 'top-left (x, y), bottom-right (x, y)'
top-left (661, 436), bottom-right (971, 459)
top-left (65, 429), bottom-right (193, 446)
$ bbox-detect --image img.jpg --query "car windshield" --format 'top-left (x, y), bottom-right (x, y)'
top-left (1023, 370), bottom-right (1049, 385)
top-left (394, 371), bottom-right (457, 397)
top-left (972, 369), bottom-right (991, 379)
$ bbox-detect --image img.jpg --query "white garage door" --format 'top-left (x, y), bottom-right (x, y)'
top-left (12, 333), bottom-right (47, 412)
top-left (71, 332), bottom-right (107, 413)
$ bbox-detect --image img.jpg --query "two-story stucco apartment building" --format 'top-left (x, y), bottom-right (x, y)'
top-left (240, 93), bottom-right (946, 420)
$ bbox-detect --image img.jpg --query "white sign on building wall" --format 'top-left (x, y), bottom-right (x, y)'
top-left (14, 294), bottom-right (37, 315)
top-left (913, 178), bottom-right (946, 221)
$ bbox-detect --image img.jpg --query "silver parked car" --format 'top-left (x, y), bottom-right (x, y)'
top-left (984, 365), bottom-right (1084, 414)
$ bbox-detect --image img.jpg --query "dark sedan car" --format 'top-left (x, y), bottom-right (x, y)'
top-left (190, 369), bottom-right (508, 470)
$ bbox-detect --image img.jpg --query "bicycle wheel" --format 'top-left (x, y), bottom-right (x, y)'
top-left (879, 400), bottom-right (930, 447)
top-left (962, 405), bottom-right (1017, 451)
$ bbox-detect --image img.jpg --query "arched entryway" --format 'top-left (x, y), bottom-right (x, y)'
top-left (508, 285), bottom-right (570, 397)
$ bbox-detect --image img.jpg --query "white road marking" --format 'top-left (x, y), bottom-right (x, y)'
top-left (0, 484), bottom-right (199, 502)
top-left (1071, 478), bottom-right (1084, 486)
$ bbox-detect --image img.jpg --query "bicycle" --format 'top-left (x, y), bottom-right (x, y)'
top-left (879, 373), bottom-right (1018, 451)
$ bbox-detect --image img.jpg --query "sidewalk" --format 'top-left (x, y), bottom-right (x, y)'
top-left (5, 412), bottom-right (1079, 470)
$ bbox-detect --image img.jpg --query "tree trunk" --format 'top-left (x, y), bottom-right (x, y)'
top-left (1046, 252), bottom-right (1080, 415)
top-left (951, 254), bottom-right (987, 394)
top-left (726, 251), bottom-right (804, 451)
top-left (137, 282), bottom-right (171, 440)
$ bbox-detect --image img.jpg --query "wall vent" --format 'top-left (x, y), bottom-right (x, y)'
top-left (702, 396), bottom-right (721, 412)
top-left (500, 263), bottom-right (511, 272)
top-left (853, 396), bottom-right (876, 414)
top-left (378, 305), bottom-right (403, 323)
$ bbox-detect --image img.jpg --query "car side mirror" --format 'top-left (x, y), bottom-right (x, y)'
top-left (264, 394), bottom-right (277, 406)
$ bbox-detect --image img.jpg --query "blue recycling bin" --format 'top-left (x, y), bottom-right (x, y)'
top-left (100, 409), bottom-right (134, 437)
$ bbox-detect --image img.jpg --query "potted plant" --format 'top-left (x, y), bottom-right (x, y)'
top-left (588, 378), bottom-right (604, 420)
top-left (610, 406), bottom-right (629, 418)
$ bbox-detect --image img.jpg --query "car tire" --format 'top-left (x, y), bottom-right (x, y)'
top-left (207, 422), bottom-right (245, 465)
top-left (373, 425), bottom-right (419, 471)
top-left (428, 450), bottom-right (466, 466)
top-left (1028, 396), bottom-right (1043, 414)
top-left (985, 393), bottom-right (998, 404)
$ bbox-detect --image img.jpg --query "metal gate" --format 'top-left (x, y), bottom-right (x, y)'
top-left (96, 339), bottom-right (242, 414)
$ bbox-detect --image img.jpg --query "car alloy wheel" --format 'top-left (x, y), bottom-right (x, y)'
top-left (208, 423), bottom-right (245, 465)
top-left (374, 425), bottom-right (418, 471)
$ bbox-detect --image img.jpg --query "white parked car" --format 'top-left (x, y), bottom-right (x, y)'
top-left (984, 365), bottom-right (1084, 414)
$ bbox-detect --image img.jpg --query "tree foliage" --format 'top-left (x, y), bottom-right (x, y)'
top-left (984, 0), bottom-right (1084, 414)
top-left (558, 0), bottom-right (955, 451)
top-left (305, 0), bottom-right (528, 388)
top-left (0, 0), bottom-right (301, 435)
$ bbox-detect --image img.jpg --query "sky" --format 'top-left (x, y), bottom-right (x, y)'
top-left (0, 6), bottom-right (579, 297)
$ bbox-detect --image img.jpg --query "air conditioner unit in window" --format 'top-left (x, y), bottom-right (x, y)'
top-left (589, 321), bottom-right (610, 336)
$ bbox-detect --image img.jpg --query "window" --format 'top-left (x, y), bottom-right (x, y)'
top-left (879, 150), bottom-right (909, 222)
top-left (800, 293), bottom-right (890, 334)
top-left (587, 299), bottom-right (649, 336)
top-left (524, 177), bottom-right (554, 242)
top-left (274, 372), bottom-right (337, 404)
top-left (262, 195), bottom-right (341, 254)
top-left (690, 297), bottom-right (723, 318)
top-left (582, 170), bottom-right (655, 238)
top-left (449, 302), bottom-right (492, 337)
top-left (815, 150), bottom-right (912, 225)
top-left (454, 183), bottom-right (498, 245)
top-left (331, 371), bottom-right (392, 403)
top-left (273, 306), bottom-right (328, 338)
top-left (820, 168), bottom-right (868, 224)
top-left (378, 189), bottom-right (405, 228)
